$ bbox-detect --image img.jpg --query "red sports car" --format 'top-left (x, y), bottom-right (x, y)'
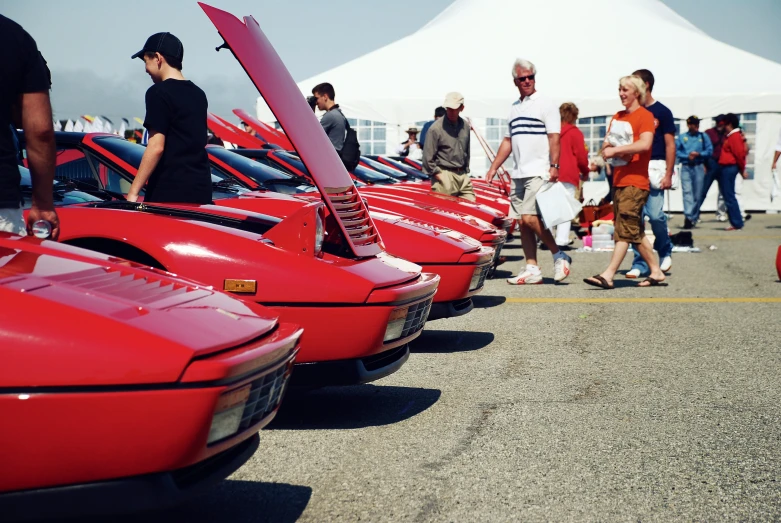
top-left (0, 232), bottom-right (301, 518)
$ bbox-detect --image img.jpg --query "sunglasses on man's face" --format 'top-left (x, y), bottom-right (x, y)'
top-left (514, 74), bottom-right (535, 83)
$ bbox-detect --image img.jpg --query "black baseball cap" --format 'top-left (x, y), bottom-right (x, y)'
top-left (131, 32), bottom-right (184, 62)
top-left (715, 114), bottom-right (726, 124)
top-left (686, 115), bottom-right (700, 124)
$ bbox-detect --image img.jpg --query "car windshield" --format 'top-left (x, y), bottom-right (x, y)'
top-left (273, 151), bottom-right (309, 175)
top-left (19, 166), bottom-right (104, 208)
top-left (361, 157), bottom-right (407, 179)
top-left (91, 135), bottom-right (144, 168)
top-left (374, 157), bottom-right (428, 179)
top-left (353, 164), bottom-right (396, 184)
top-left (209, 147), bottom-right (292, 183)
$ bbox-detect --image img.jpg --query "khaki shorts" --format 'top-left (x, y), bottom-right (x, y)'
top-left (508, 176), bottom-right (546, 218)
top-left (613, 185), bottom-right (649, 243)
top-left (431, 169), bottom-right (476, 201)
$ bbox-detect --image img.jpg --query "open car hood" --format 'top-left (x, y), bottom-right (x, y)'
top-left (208, 113), bottom-right (266, 149)
top-left (199, 3), bottom-right (383, 259)
top-left (233, 108), bottom-right (293, 149)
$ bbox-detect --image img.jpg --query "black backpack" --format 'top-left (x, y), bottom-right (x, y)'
top-left (336, 109), bottom-right (361, 172)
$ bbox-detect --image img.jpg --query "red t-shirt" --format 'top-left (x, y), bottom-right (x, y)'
top-left (609, 106), bottom-right (655, 191)
top-left (559, 123), bottom-right (589, 185)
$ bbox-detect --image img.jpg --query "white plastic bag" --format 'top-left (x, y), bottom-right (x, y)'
top-left (536, 182), bottom-right (583, 228)
top-left (772, 169), bottom-right (780, 202)
top-left (605, 119), bottom-right (634, 167)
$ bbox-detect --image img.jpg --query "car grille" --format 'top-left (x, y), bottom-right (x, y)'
top-left (237, 364), bottom-right (290, 432)
top-left (492, 242), bottom-right (505, 265)
top-left (49, 267), bottom-right (210, 307)
top-left (323, 185), bottom-right (381, 249)
top-left (401, 297), bottom-right (433, 339)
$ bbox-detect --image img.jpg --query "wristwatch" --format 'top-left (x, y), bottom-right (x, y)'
top-left (550, 163), bottom-right (560, 169)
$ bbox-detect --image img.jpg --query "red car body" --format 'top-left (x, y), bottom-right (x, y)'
top-left (0, 233), bottom-right (301, 517)
top-left (204, 146), bottom-right (494, 318)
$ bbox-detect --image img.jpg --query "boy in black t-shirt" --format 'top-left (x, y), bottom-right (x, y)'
top-left (127, 32), bottom-right (212, 204)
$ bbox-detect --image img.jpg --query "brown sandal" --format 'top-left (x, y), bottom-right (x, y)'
top-left (638, 277), bottom-right (668, 287)
top-left (583, 275), bottom-right (614, 289)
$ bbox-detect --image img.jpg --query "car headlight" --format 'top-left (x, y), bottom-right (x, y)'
top-left (315, 207), bottom-right (324, 255)
top-left (383, 306), bottom-right (408, 342)
top-left (208, 385), bottom-right (250, 445)
top-left (469, 266), bottom-right (484, 291)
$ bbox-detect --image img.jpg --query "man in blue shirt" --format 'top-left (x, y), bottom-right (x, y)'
top-left (676, 116), bottom-right (713, 228)
top-left (419, 106), bottom-right (445, 150)
top-left (626, 69), bottom-right (675, 279)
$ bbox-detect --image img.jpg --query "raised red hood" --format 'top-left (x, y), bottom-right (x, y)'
top-left (199, 2), bottom-right (382, 259)
top-left (0, 234), bottom-right (281, 387)
top-left (208, 112), bottom-right (266, 149)
top-left (233, 108), bottom-right (293, 149)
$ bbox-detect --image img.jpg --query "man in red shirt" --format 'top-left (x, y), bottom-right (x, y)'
top-left (717, 113), bottom-right (746, 230)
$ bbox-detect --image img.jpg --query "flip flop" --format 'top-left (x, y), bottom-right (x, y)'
top-left (638, 277), bottom-right (668, 287)
top-left (583, 275), bottom-right (614, 289)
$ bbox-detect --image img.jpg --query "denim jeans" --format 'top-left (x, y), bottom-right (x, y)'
top-left (697, 158), bottom-right (720, 217)
top-left (718, 165), bottom-right (744, 229)
top-left (631, 188), bottom-right (673, 274)
top-left (680, 163), bottom-right (704, 222)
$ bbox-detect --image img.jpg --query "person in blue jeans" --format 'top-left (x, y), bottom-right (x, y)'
top-left (676, 116), bottom-right (712, 228)
top-left (626, 69), bottom-right (674, 279)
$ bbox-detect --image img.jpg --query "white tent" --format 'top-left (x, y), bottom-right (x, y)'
top-left (260, 0), bottom-right (781, 124)
top-left (258, 0), bottom-right (781, 211)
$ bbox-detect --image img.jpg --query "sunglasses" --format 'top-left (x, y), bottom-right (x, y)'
top-left (514, 74), bottom-right (535, 83)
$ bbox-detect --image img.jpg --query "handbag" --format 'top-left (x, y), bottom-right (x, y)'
top-left (535, 182), bottom-right (583, 228)
top-left (579, 198), bottom-right (613, 223)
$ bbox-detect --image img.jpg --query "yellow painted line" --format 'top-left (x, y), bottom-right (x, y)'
top-left (693, 235), bottom-right (781, 240)
top-left (505, 297), bottom-right (781, 304)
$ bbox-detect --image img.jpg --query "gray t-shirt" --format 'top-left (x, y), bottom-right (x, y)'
top-left (320, 106), bottom-right (346, 152)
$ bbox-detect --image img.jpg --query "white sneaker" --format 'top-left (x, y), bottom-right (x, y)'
top-left (507, 269), bottom-right (543, 285)
top-left (625, 268), bottom-right (642, 279)
top-left (660, 256), bottom-right (672, 273)
top-left (553, 253), bottom-right (572, 282)
top-left (717, 214), bottom-right (728, 222)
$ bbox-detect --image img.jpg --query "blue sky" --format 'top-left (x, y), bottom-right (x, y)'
top-left (4, 0), bottom-right (781, 122)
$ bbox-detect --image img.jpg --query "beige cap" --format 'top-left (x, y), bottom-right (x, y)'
top-left (443, 92), bottom-right (464, 109)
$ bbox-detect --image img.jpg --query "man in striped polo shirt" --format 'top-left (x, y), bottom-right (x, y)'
top-left (487, 58), bottom-right (572, 284)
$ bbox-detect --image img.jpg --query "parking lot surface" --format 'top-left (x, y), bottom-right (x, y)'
top-left (102, 215), bottom-right (781, 522)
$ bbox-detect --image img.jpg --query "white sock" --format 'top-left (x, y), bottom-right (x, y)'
top-left (526, 264), bottom-right (541, 274)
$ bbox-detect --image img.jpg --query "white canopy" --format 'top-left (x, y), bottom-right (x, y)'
top-left (258, 0), bottom-right (781, 126)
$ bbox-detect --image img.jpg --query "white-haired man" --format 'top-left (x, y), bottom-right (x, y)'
top-left (486, 59), bottom-right (571, 284)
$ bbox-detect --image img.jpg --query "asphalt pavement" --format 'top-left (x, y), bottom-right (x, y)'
top-left (108, 214), bottom-right (781, 522)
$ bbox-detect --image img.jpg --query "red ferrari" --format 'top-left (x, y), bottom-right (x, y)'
top-left (0, 232), bottom-right (301, 518)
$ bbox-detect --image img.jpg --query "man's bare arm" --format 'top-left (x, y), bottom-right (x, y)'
top-left (548, 132), bottom-right (561, 182)
top-left (127, 131), bottom-right (165, 202)
top-left (21, 91), bottom-right (59, 240)
top-left (486, 137), bottom-right (512, 182)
